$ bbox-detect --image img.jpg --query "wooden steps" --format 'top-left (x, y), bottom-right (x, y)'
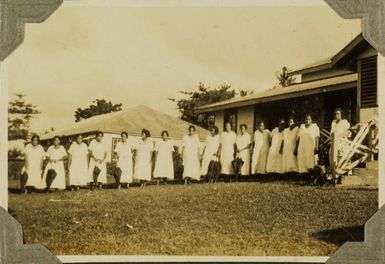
top-left (340, 160), bottom-right (378, 187)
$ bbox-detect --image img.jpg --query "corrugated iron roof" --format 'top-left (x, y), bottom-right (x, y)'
top-left (195, 73), bottom-right (358, 113)
top-left (41, 105), bottom-right (209, 141)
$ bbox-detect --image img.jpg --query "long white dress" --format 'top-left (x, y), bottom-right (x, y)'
top-left (330, 119), bottom-right (351, 163)
top-left (42, 145), bottom-right (67, 189)
top-left (154, 140), bottom-right (174, 180)
top-left (88, 139), bottom-right (108, 183)
top-left (251, 130), bottom-right (271, 174)
top-left (200, 134), bottom-right (220, 175)
top-left (134, 139), bottom-right (153, 181)
top-left (24, 144), bottom-right (46, 188)
top-left (266, 128), bottom-right (284, 173)
top-left (115, 141), bottom-right (134, 183)
top-left (236, 132), bottom-right (251, 176)
top-left (182, 134), bottom-right (201, 180)
top-left (298, 124), bottom-right (320, 173)
top-left (68, 142), bottom-right (89, 186)
top-left (282, 126), bottom-right (299, 173)
top-left (220, 131), bottom-right (236, 175)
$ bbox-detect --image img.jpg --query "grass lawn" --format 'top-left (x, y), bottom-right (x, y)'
top-left (8, 180), bottom-right (378, 256)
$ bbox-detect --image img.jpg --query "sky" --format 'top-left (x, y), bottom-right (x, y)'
top-left (6, 1), bottom-right (361, 133)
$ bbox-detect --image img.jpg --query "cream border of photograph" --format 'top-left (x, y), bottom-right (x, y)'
top-left (0, 0), bottom-right (384, 263)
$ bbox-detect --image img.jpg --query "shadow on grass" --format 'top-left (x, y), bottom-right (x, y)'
top-left (312, 225), bottom-right (365, 245)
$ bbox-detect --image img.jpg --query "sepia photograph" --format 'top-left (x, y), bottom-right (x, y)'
top-left (4, 0), bottom-right (381, 259)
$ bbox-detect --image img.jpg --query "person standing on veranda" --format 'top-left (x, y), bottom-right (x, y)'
top-left (282, 117), bottom-right (299, 174)
top-left (330, 108), bottom-right (351, 166)
top-left (235, 124), bottom-right (252, 180)
top-left (266, 120), bottom-right (285, 174)
top-left (218, 122), bottom-right (237, 181)
top-left (154, 130), bottom-right (175, 185)
top-left (251, 121), bottom-right (271, 175)
top-left (200, 126), bottom-right (220, 180)
top-left (181, 125), bottom-right (201, 184)
top-left (297, 114), bottom-right (320, 174)
top-left (114, 131), bottom-right (134, 189)
top-left (68, 134), bottom-right (89, 191)
top-left (133, 129), bottom-right (154, 188)
top-left (23, 135), bottom-right (46, 193)
top-left (42, 136), bottom-right (67, 192)
top-left (88, 131), bottom-right (108, 189)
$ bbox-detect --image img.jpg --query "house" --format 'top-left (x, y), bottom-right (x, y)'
top-left (40, 105), bottom-right (209, 161)
top-left (195, 34), bottom-right (379, 139)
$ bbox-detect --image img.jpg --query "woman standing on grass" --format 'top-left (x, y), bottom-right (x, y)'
top-left (154, 130), bottom-right (175, 185)
top-left (251, 121), bottom-right (271, 175)
top-left (266, 120), bottom-right (285, 174)
top-left (23, 135), bottom-right (46, 193)
top-left (68, 134), bottom-right (89, 191)
top-left (330, 108), bottom-right (351, 165)
top-left (235, 124), bottom-right (252, 178)
top-left (42, 136), bottom-right (67, 192)
top-left (134, 129), bottom-right (154, 188)
top-left (282, 117), bottom-right (299, 173)
top-left (297, 114), bottom-right (320, 174)
top-left (181, 125), bottom-right (201, 184)
top-left (114, 132), bottom-right (134, 189)
top-left (200, 126), bottom-right (220, 178)
top-left (218, 122), bottom-right (236, 180)
top-left (88, 131), bottom-right (108, 189)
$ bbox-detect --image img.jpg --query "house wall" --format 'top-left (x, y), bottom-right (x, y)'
top-left (215, 110), bottom-right (225, 132)
top-left (237, 106), bottom-right (255, 133)
top-left (360, 107), bottom-right (378, 122)
top-left (302, 68), bottom-right (355, 83)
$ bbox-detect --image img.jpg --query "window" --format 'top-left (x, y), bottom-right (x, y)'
top-left (224, 109), bottom-right (238, 132)
top-left (111, 137), bottom-right (121, 161)
top-left (207, 114), bottom-right (216, 128)
top-left (360, 56), bottom-right (377, 108)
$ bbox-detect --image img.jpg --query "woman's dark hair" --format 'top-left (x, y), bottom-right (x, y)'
top-left (121, 131), bottom-right (128, 137)
top-left (210, 126), bottom-right (219, 135)
top-left (240, 123), bottom-right (247, 130)
top-left (305, 113), bottom-right (312, 119)
top-left (142, 129), bottom-right (151, 138)
top-left (188, 125), bottom-right (196, 132)
top-left (257, 121), bottom-right (264, 126)
top-left (334, 108), bottom-right (343, 114)
top-left (53, 136), bottom-right (61, 141)
top-left (96, 131), bottom-right (104, 137)
top-left (31, 134), bottom-right (40, 143)
top-left (161, 130), bottom-right (169, 137)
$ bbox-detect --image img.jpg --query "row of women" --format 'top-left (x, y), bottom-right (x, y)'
top-left (23, 129), bottom-right (175, 192)
top-left (22, 108), bottom-right (350, 192)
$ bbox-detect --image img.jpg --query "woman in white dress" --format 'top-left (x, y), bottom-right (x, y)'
top-left (200, 126), bottom-right (220, 178)
top-left (133, 129), bottom-right (154, 188)
top-left (251, 122), bottom-right (271, 175)
top-left (68, 134), bottom-right (89, 191)
top-left (218, 122), bottom-right (236, 180)
top-left (330, 108), bottom-right (351, 165)
top-left (266, 120), bottom-right (285, 174)
top-left (114, 132), bottom-right (134, 189)
top-left (154, 130), bottom-right (175, 185)
top-left (181, 125), bottom-right (201, 184)
top-left (42, 136), bottom-right (67, 192)
top-left (282, 117), bottom-right (299, 173)
top-left (297, 114), bottom-right (320, 174)
top-left (23, 135), bottom-right (46, 193)
top-left (88, 131), bottom-right (108, 189)
top-left (235, 124), bottom-right (251, 179)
